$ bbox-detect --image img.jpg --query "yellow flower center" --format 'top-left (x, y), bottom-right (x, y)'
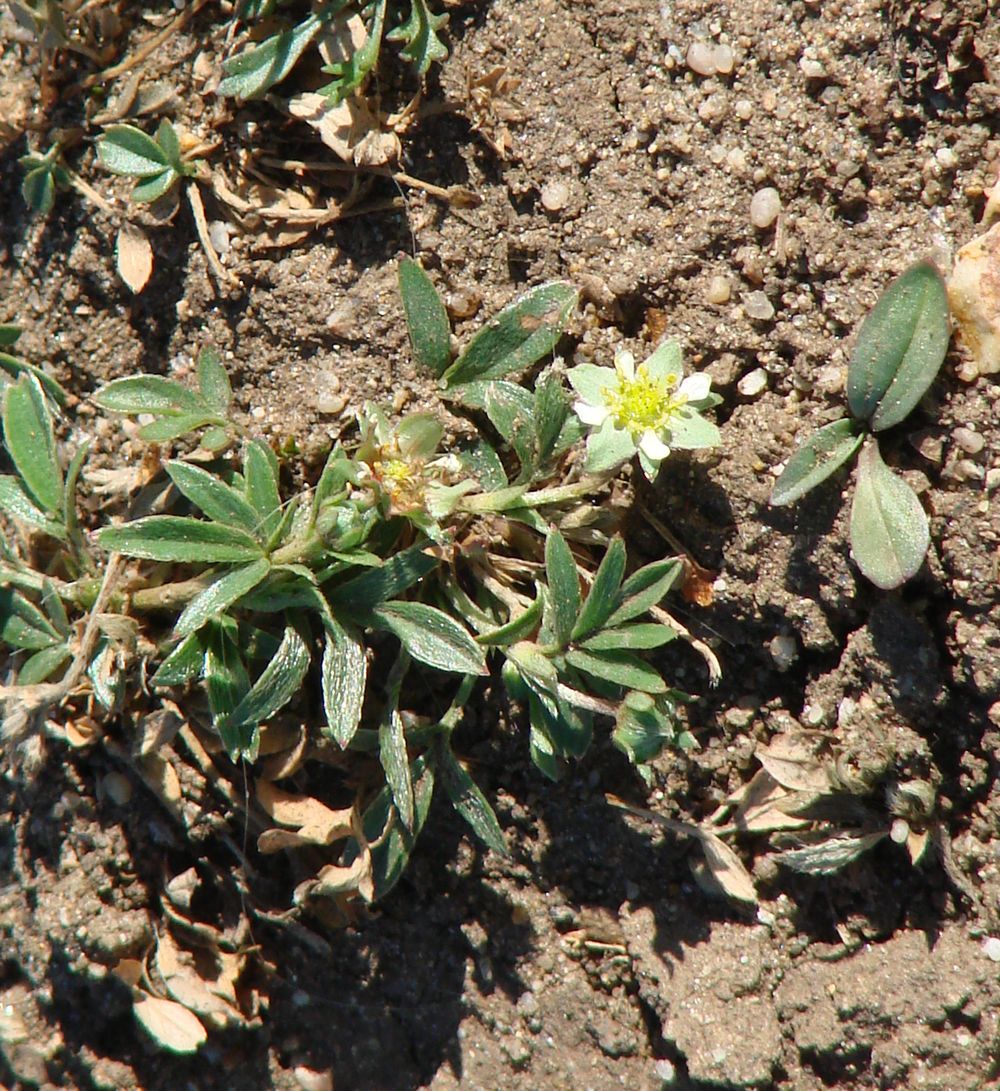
top-left (605, 364), bottom-right (685, 433)
top-left (373, 456), bottom-right (426, 510)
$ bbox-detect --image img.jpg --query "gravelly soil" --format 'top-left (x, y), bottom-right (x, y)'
top-left (2, 1), bottom-right (1000, 1089)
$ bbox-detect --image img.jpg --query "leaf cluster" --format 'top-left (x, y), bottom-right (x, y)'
top-left (218, 0), bottom-right (449, 102)
top-left (770, 261), bottom-right (951, 589)
top-left (0, 273), bottom-right (698, 900)
top-left (97, 120), bottom-right (198, 203)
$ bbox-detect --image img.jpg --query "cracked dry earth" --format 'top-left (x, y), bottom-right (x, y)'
top-left (3, 0), bottom-right (1000, 1089)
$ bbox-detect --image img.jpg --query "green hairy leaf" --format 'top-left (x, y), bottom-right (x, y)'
top-left (846, 260), bottom-right (950, 432)
top-left (571, 536), bottom-right (626, 640)
top-left (322, 625), bottom-right (368, 748)
top-left (372, 601), bottom-right (487, 674)
top-left (544, 528), bottom-right (580, 647)
top-left (94, 375), bottom-right (207, 416)
top-left (3, 374), bottom-right (63, 513)
top-left (770, 418), bottom-right (865, 507)
top-left (19, 643), bottom-right (72, 685)
top-left (435, 739), bottom-right (507, 855)
top-left (165, 461), bottom-right (262, 536)
top-left (226, 621), bottom-right (310, 732)
top-left (0, 475), bottom-right (67, 539)
top-left (218, 12), bottom-right (325, 99)
top-left (174, 558), bottom-right (271, 637)
top-left (0, 587), bottom-right (62, 650)
top-left (98, 125), bottom-right (169, 176)
top-left (849, 440), bottom-right (929, 589)
top-left (330, 544), bottom-right (438, 608)
top-left (0, 326), bottom-right (22, 348)
top-left (398, 259), bottom-right (451, 377)
top-left (0, 352), bottom-right (67, 405)
top-left (197, 347), bottom-right (233, 412)
top-left (565, 648), bottom-right (667, 694)
top-left (380, 704), bottom-right (414, 830)
top-left (98, 516), bottom-right (264, 563)
top-left (152, 631), bottom-right (207, 687)
top-left (443, 282), bottom-right (579, 386)
top-left (606, 558), bottom-right (682, 626)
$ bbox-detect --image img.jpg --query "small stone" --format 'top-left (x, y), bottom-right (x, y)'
top-left (982, 937), bottom-right (1000, 962)
top-left (654, 1058), bottom-right (678, 1085)
top-left (208, 220), bottom-right (230, 255)
top-left (799, 56), bottom-right (826, 79)
top-left (293, 1067), bottom-right (333, 1091)
top-left (737, 367), bottom-right (768, 397)
top-left (446, 288), bottom-right (480, 319)
top-left (890, 818), bottom-right (910, 844)
top-left (713, 43), bottom-right (735, 74)
top-left (750, 186), bottom-right (782, 228)
top-left (744, 291), bottom-right (775, 321)
top-left (706, 275), bottom-right (731, 304)
top-left (317, 393), bottom-right (347, 415)
top-left (516, 991), bottom-right (539, 1018)
top-left (935, 147), bottom-right (958, 170)
top-left (769, 633), bottom-right (798, 671)
top-left (986, 468), bottom-right (1000, 492)
top-left (541, 179), bottom-right (570, 212)
top-left (686, 41), bottom-right (717, 76)
top-left (102, 772), bottom-right (132, 806)
top-left (734, 98), bottom-right (753, 120)
top-left (953, 426), bottom-right (985, 455)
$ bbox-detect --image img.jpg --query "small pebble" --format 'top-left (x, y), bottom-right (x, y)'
top-left (293, 1068), bottom-right (333, 1091)
top-left (734, 98), bottom-right (753, 120)
top-left (750, 187), bottom-right (782, 228)
top-left (686, 41), bottom-right (717, 76)
top-left (208, 220), bottom-right (230, 255)
top-left (935, 147), bottom-right (958, 170)
top-left (713, 43), bottom-right (735, 74)
top-left (654, 1058), bottom-right (678, 1085)
top-left (102, 772), bottom-right (132, 806)
top-left (889, 818), bottom-right (910, 844)
top-left (769, 633), bottom-right (798, 671)
top-left (317, 393), bottom-right (347, 415)
top-left (737, 367), bottom-right (768, 397)
top-left (982, 937), bottom-right (1000, 962)
top-left (706, 275), bottom-right (731, 304)
top-left (744, 291), bottom-right (775, 321)
top-left (799, 57), bottom-right (826, 79)
top-left (541, 179), bottom-right (570, 212)
top-left (985, 468), bottom-right (1000, 492)
top-left (953, 426), bottom-right (985, 455)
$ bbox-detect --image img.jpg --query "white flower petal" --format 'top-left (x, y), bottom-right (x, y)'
top-left (614, 349), bottom-right (636, 381)
top-left (679, 373), bottom-right (711, 401)
top-left (639, 430), bottom-right (671, 460)
top-left (574, 400), bottom-right (610, 426)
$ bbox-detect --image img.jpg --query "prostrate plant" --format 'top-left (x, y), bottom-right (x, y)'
top-left (770, 260), bottom-right (951, 589)
top-left (0, 269), bottom-right (718, 903)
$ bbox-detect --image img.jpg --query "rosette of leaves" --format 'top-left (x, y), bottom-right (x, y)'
top-left (96, 120), bottom-right (198, 203)
top-left (218, 0), bottom-right (449, 102)
top-left (770, 260), bottom-right (951, 589)
top-left (19, 144), bottom-right (71, 216)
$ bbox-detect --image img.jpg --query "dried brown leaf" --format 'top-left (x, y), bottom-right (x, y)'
top-left (133, 993), bottom-right (207, 1054)
top-left (288, 92), bottom-right (384, 164)
top-left (164, 868), bottom-right (200, 912)
top-left (255, 780), bottom-right (353, 850)
top-left (775, 831), bottom-right (886, 875)
top-left (755, 734), bottom-right (833, 793)
top-left (136, 703), bottom-right (184, 757)
top-left (731, 770), bottom-right (812, 833)
top-left (114, 959), bottom-right (144, 987)
top-left (141, 751), bottom-right (182, 805)
top-left (155, 932), bottom-right (243, 1031)
top-left (692, 829), bottom-right (757, 904)
top-left (116, 224), bottom-right (154, 294)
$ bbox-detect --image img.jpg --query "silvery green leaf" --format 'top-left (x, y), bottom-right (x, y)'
top-left (98, 516), bottom-right (264, 563)
top-left (398, 258), bottom-right (451, 377)
top-left (174, 558), bottom-right (271, 637)
top-left (197, 347), bottom-right (232, 412)
top-left (571, 536), bottom-right (626, 640)
top-left (218, 12), bottom-right (324, 99)
top-left (322, 625), bottom-right (367, 748)
top-left (850, 440), bottom-right (929, 589)
top-left (165, 461), bottom-right (262, 536)
top-left (544, 527), bottom-right (580, 647)
top-left (667, 407), bottom-right (721, 449)
top-left (94, 375), bottom-right (206, 415)
top-left (152, 631), bottom-right (207, 687)
top-left (565, 648), bottom-right (666, 693)
top-left (847, 260), bottom-right (950, 432)
top-left (97, 124), bottom-right (169, 176)
top-left (443, 282), bottom-right (578, 386)
top-left (3, 374), bottom-right (63, 513)
top-left (379, 704), bottom-right (414, 830)
top-left (606, 558), bottom-right (682, 626)
top-left (776, 832), bottom-right (886, 875)
top-left (770, 418), bottom-right (863, 507)
top-left (436, 739), bottom-right (507, 855)
top-left (371, 601), bottom-right (487, 674)
top-left (0, 587), bottom-right (62, 650)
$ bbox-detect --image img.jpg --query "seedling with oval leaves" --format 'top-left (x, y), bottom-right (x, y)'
top-left (770, 260), bottom-right (951, 588)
